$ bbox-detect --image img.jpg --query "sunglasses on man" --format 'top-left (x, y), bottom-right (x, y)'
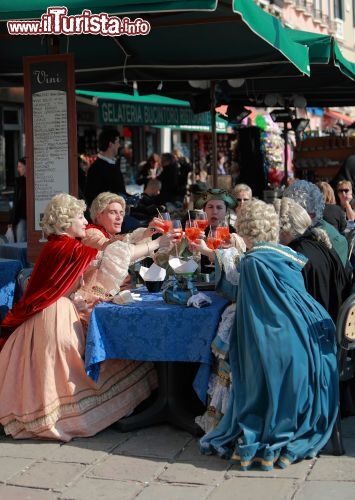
top-left (337, 189), bottom-right (350, 193)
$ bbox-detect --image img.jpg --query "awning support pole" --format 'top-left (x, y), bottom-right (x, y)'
top-left (283, 121), bottom-right (288, 186)
top-left (210, 81), bottom-right (217, 188)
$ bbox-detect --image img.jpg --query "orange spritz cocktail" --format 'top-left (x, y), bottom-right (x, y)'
top-left (216, 225), bottom-right (230, 242)
top-left (159, 212), bottom-right (172, 233)
top-left (185, 220), bottom-right (201, 243)
top-left (207, 235), bottom-right (222, 249)
top-left (193, 211), bottom-right (209, 231)
top-left (206, 227), bottom-right (222, 250)
top-left (195, 219), bottom-right (209, 231)
top-left (161, 220), bottom-right (173, 233)
top-left (185, 227), bottom-right (201, 242)
top-left (171, 219), bottom-right (183, 242)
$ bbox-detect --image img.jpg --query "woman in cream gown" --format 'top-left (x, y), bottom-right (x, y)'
top-left (79, 191), bottom-right (167, 307)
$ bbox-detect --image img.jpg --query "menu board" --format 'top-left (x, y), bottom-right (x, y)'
top-left (24, 54), bottom-right (77, 263)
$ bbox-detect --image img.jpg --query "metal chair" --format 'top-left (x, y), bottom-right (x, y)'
top-left (345, 228), bottom-right (355, 260)
top-left (329, 293), bottom-right (355, 455)
top-left (16, 267), bottom-right (33, 296)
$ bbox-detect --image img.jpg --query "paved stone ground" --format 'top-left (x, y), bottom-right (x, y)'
top-left (0, 417), bottom-right (354, 500)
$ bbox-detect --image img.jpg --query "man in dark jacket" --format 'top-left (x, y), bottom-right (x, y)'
top-left (130, 179), bottom-right (165, 222)
top-left (84, 127), bottom-right (128, 208)
top-left (156, 153), bottom-right (180, 206)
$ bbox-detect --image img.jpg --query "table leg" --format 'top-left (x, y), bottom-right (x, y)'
top-left (114, 362), bottom-right (205, 435)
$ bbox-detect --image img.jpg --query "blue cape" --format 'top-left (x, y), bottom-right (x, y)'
top-left (201, 243), bottom-right (339, 470)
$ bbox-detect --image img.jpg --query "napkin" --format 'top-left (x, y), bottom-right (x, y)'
top-left (168, 257), bottom-right (198, 274)
top-left (187, 292), bottom-right (212, 308)
top-left (139, 263), bottom-right (166, 281)
top-left (112, 290), bottom-right (142, 305)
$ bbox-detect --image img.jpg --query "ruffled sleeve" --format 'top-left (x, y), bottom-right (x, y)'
top-left (220, 247), bottom-right (243, 286)
top-left (79, 240), bottom-right (132, 302)
top-left (81, 227), bottom-right (109, 250)
top-left (122, 227), bottom-right (149, 244)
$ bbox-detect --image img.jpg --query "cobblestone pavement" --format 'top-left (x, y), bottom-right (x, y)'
top-left (0, 417), bottom-right (354, 500)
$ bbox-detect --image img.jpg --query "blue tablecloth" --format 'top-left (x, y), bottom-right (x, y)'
top-left (0, 258), bottom-right (22, 319)
top-left (0, 243), bottom-right (28, 267)
top-left (85, 289), bottom-right (229, 402)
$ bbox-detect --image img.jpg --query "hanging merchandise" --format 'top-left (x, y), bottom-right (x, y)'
top-left (262, 124), bottom-right (289, 188)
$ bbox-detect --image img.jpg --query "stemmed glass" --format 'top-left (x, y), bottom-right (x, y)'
top-left (216, 221), bottom-right (230, 244)
top-left (206, 227), bottom-right (222, 250)
top-left (184, 219), bottom-right (200, 244)
top-left (185, 219), bottom-right (202, 259)
top-left (194, 211), bottom-right (209, 232)
top-left (159, 212), bottom-right (172, 233)
top-left (171, 219), bottom-right (183, 257)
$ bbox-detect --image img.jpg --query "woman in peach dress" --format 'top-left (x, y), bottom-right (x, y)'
top-left (0, 193), bottom-right (168, 441)
top-left (79, 191), bottom-right (167, 305)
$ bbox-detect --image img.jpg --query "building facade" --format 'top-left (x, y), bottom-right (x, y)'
top-left (256, 0), bottom-right (355, 62)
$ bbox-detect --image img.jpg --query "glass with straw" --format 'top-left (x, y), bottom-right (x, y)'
top-left (193, 210), bottom-right (209, 231)
top-left (184, 214), bottom-right (200, 244)
top-left (157, 209), bottom-right (172, 233)
top-left (216, 221), bottom-right (230, 244)
top-left (207, 225), bottom-right (222, 250)
top-left (170, 219), bottom-right (183, 257)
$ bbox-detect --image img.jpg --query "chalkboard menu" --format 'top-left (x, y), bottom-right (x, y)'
top-left (24, 54), bottom-right (77, 264)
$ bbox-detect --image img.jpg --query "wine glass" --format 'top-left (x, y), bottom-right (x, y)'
top-left (159, 212), bottom-right (172, 233)
top-left (171, 219), bottom-right (183, 257)
top-left (171, 219), bottom-right (183, 242)
top-left (216, 221), bottom-right (230, 243)
top-left (194, 211), bottom-right (209, 231)
top-left (184, 219), bottom-right (200, 243)
top-left (206, 228), bottom-right (222, 250)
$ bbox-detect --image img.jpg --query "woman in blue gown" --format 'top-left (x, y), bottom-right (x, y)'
top-left (200, 199), bottom-right (339, 470)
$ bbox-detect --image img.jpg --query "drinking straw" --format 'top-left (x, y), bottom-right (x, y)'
top-left (188, 211), bottom-right (191, 224)
top-left (156, 207), bottom-right (163, 218)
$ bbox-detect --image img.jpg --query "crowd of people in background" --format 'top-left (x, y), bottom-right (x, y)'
top-left (2, 127), bottom-right (355, 472)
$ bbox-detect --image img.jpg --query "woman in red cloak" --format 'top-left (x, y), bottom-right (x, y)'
top-left (0, 193), bottom-right (159, 441)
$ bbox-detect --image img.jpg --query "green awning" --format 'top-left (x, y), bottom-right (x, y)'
top-left (207, 27), bottom-right (355, 108)
top-left (0, 1), bottom-right (218, 20)
top-left (0, 0), bottom-right (310, 88)
top-left (233, 0), bottom-right (310, 76)
top-left (76, 89), bottom-right (228, 132)
top-left (284, 27), bottom-right (355, 81)
top-left (77, 89), bottom-right (190, 107)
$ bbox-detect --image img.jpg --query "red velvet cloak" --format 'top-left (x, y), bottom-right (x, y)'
top-left (1, 234), bottom-right (97, 330)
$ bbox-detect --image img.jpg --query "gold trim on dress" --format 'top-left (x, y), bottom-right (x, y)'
top-left (250, 244), bottom-right (306, 265)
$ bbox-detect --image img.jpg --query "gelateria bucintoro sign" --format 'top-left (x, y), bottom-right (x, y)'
top-left (99, 99), bottom-right (227, 132)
